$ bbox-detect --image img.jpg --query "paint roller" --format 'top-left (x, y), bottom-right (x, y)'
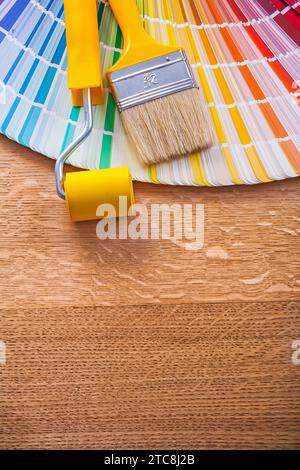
top-left (55, 0), bottom-right (134, 222)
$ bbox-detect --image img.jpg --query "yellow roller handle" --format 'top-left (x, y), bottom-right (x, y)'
top-left (107, 0), bottom-right (179, 73)
top-left (64, 0), bottom-right (104, 106)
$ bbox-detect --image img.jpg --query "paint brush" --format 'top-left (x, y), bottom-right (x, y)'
top-left (106, 0), bottom-right (214, 165)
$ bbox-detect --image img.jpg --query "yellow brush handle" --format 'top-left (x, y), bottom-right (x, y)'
top-left (64, 0), bottom-right (104, 105)
top-left (107, 0), bottom-right (178, 73)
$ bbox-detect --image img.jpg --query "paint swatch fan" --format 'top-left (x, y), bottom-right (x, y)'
top-left (0, 0), bottom-right (299, 186)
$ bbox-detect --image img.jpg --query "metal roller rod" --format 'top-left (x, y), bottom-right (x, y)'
top-left (55, 88), bottom-right (93, 200)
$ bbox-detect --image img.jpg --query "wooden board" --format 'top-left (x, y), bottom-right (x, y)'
top-left (0, 136), bottom-right (300, 449)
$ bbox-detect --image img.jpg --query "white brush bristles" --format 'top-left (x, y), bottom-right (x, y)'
top-left (120, 88), bottom-right (214, 165)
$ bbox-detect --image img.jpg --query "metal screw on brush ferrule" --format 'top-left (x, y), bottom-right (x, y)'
top-left (109, 50), bottom-right (199, 113)
top-left (55, 88), bottom-right (93, 199)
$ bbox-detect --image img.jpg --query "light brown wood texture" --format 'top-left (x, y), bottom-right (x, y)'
top-left (0, 135), bottom-right (300, 449)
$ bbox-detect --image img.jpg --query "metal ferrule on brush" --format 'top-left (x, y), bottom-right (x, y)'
top-left (109, 51), bottom-right (198, 112)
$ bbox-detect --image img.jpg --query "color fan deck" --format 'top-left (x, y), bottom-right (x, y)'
top-left (0, 0), bottom-right (299, 186)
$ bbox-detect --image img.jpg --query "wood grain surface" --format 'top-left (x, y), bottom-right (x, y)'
top-left (0, 136), bottom-right (300, 449)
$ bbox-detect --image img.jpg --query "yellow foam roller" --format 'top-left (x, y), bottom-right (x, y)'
top-left (65, 167), bottom-right (135, 222)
